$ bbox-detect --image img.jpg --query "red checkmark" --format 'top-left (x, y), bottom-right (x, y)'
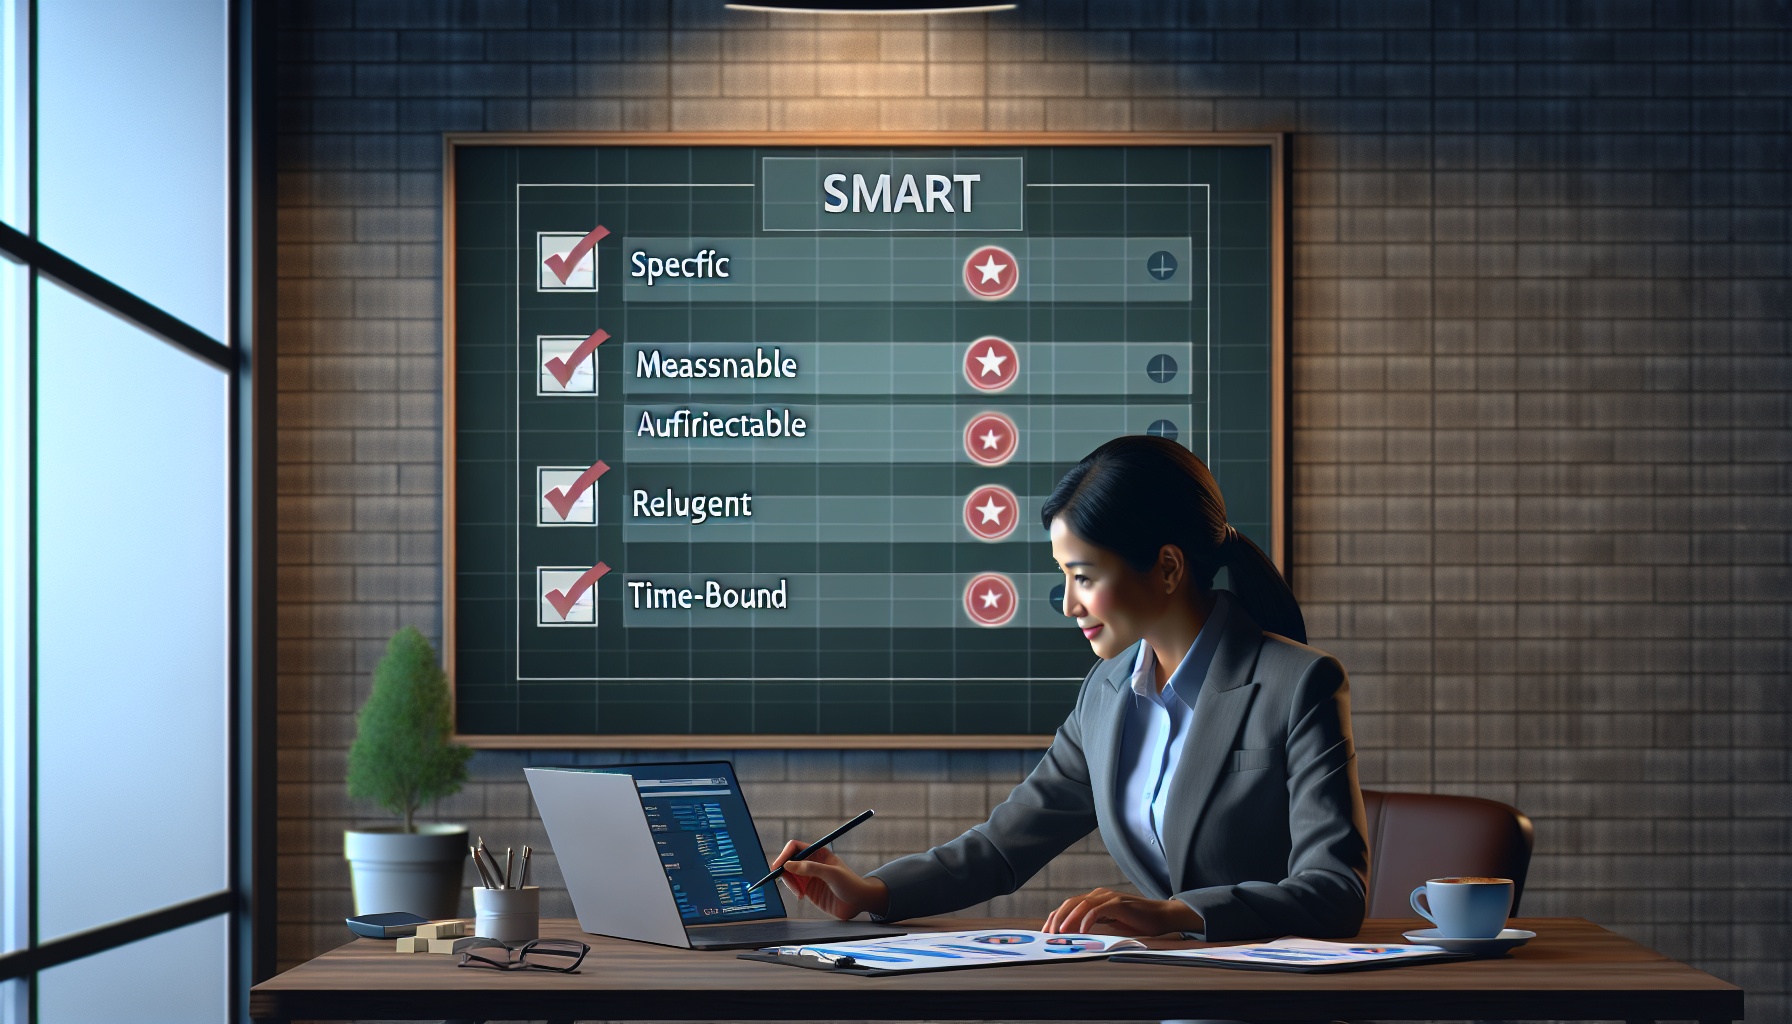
top-left (544, 460), bottom-right (609, 520)
top-left (542, 225), bottom-right (609, 284)
top-left (544, 329), bottom-right (607, 388)
top-left (544, 562), bottom-right (610, 620)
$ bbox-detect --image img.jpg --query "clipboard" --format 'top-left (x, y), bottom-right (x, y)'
top-left (1109, 949), bottom-right (1474, 973)
top-left (736, 950), bottom-right (889, 976)
top-left (736, 949), bottom-right (1122, 976)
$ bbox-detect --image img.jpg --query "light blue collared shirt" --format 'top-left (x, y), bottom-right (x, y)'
top-left (1115, 591), bottom-right (1232, 896)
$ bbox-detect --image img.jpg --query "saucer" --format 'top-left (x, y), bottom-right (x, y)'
top-left (1401, 927), bottom-right (1535, 956)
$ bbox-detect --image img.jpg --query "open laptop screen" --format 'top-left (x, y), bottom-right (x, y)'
top-left (596, 761), bottom-right (788, 925)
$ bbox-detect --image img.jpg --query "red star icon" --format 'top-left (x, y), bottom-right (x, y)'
top-left (963, 245), bottom-right (1019, 300)
top-left (963, 572), bottom-right (1019, 627)
top-left (963, 411), bottom-right (1020, 467)
top-left (963, 484), bottom-right (1021, 542)
top-left (963, 336), bottom-right (1020, 392)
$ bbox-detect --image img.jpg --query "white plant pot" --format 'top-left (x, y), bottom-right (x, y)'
top-left (344, 824), bottom-right (468, 919)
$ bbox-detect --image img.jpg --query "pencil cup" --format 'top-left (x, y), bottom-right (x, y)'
top-left (473, 886), bottom-right (539, 942)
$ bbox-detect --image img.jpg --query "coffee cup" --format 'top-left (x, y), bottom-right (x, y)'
top-left (1409, 877), bottom-right (1513, 938)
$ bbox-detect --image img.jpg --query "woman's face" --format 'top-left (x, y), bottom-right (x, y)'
top-left (1050, 518), bottom-right (1176, 661)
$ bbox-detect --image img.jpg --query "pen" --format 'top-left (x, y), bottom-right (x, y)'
top-left (522, 846), bottom-right (531, 888)
top-left (478, 838), bottom-right (504, 889)
top-left (505, 847), bottom-right (515, 889)
top-left (470, 845), bottom-right (496, 889)
top-left (745, 808), bottom-right (875, 892)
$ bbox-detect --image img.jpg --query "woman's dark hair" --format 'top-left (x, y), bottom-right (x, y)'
top-left (1040, 435), bottom-right (1307, 644)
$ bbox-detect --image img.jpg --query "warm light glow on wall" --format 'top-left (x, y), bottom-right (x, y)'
top-left (725, 1), bottom-right (1015, 12)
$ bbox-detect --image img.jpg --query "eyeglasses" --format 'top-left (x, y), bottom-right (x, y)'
top-left (457, 938), bottom-right (590, 973)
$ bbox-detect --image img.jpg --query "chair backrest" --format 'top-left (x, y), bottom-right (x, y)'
top-left (1360, 789), bottom-right (1536, 918)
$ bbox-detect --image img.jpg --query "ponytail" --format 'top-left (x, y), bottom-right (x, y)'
top-left (1217, 525), bottom-right (1307, 644)
top-left (1040, 436), bottom-right (1307, 644)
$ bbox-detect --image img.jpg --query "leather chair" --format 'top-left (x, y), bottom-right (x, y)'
top-left (1360, 789), bottom-right (1535, 918)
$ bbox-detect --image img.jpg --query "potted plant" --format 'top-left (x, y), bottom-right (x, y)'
top-left (343, 626), bottom-right (474, 919)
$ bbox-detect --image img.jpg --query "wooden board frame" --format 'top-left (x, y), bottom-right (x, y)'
top-left (442, 131), bottom-right (1289, 750)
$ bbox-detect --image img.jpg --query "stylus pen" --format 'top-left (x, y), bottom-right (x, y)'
top-left (745, 808), bottom-right (875, 892)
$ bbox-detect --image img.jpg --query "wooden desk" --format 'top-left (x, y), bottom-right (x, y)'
top-left (249, 917), bottom-right (1741, 1023)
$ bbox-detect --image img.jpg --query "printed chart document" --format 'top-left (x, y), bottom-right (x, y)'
top-left (1112, 937), bottom-right (1470, 973)
top-left (740, 929), bottom-right (1145, 974)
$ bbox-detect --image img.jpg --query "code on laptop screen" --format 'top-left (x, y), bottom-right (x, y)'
top-left (601, 761), bottom-right (787, 924)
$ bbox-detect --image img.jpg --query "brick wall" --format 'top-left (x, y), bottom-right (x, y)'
top-left (275, 3), bottom-right (1792, 1016)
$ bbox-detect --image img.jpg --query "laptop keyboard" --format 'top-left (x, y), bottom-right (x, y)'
top-left (686, 919), bottom-right (901, 949)
top-left (695, 921), bottom-right (809, 943)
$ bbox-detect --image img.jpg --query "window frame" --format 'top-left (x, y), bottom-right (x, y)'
top-left (0, 2), bottom-right (273, 1021)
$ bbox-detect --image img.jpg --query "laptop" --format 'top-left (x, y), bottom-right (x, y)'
top-left (525, 760), bottom-right (906, 950)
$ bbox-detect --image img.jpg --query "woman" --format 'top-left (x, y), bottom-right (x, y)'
top-left (773, 436), bottom-right (1369, 940)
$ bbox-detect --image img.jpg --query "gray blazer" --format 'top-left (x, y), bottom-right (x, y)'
top-left (867, 600), bottom-right (1369, 940)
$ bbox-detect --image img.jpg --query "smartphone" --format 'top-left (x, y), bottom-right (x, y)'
top-left (345, 911), bottom-right (430, 938)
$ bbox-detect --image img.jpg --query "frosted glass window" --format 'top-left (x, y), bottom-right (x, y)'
top-left (34, 279), bottom-right (227, 940)
top-left (1, 0), bottom-right (25, 230)
top-left (0, 258), bottom-right (24, 966)
top-left (1, 978), bottom-right (24, 1024)
top-left (37, 914), bottom-right (227, 1024)
top-left (37, 0), bottom-right (226, 337)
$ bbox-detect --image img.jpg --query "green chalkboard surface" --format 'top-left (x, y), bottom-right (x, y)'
top-left (443, 133), bottom-right (1286, 748)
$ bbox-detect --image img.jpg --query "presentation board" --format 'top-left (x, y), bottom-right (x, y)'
top-left (443, 133), bottom-right (1286, 748)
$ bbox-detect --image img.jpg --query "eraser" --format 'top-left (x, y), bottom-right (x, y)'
top-left (395, 936), bottom-right (427, 953)
top-left (428, 936), bottom-right (485, 955)
top-left (415, 920), bottom-right (466, 940)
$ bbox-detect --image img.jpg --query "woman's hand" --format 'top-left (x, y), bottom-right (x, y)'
top-left (770, 841), bottom-right (891, 921)
top-left (1042, 887), bottom-right (1204, 936)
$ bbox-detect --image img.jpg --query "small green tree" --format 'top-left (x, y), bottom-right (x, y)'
top-left (347, 626), bottom-right (473, 832)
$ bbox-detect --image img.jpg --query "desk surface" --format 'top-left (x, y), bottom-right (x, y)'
top-left (250, 917), bottom-right (1741, 1023)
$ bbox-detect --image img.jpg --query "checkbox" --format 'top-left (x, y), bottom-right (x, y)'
top-left (537, 335), bottom-right (598, 395)
top-left (537, 231), bottom-right (598, 291)
top-left (538, 566), bottom-right (602, 627)
top-left (539, 466), bottom-right (599, 526)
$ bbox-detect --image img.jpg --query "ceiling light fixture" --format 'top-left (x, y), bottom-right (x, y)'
top-left (725, 1), bottom-right (1015, 13)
